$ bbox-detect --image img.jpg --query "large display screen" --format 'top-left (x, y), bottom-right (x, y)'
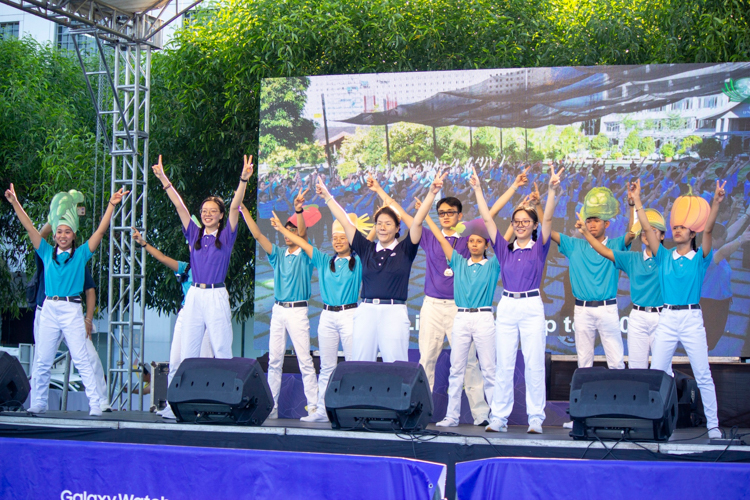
top-left (255, 63), bottom-right (750, 358)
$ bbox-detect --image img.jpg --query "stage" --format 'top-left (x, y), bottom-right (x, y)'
top-left (2, 410), bottom-right (749, 499)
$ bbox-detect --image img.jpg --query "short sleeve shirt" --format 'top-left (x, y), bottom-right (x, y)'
top-left (449, 251), bottom-right (500, 309)
top-left (350, 231), bottom-right (420, 301)
top-left (612, 250), bottom-right (663, 308)
top-left (492, 233), bottom-right (550, 292)
top-left (35, 239), bottom-right (94, 297)
top-left (268, 244), bottom-right (313, 302)
top-left (558, 234), bottom-right (629, 301)
top-left (656, 246), bottom-right (713, 305)
top-left (311, 248), bottom-right (362, 306)
top-left (420, 229), bottom-right (470, 300)
top-left (182, 220), bottom-right (238, 285)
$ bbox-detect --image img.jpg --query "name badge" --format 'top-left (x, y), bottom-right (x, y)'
top-left (444, 268), bottom-right (454, 277)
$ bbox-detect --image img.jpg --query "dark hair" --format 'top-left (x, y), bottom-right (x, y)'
top-left (195, 196), bottom-right (226, 250)
top-left (53, 238), bottom-right (77, 265)
top-left (178, 263), bottom-right (191, 283)
top-left (329, 251), bottom-right (357, 273)
top-left (507, 207), bottom-right (538, 251)
top-left (712, 223), bottom-right (727, 241)
top-left (690, 233), bottom-right (698, 252)
top-left (374, 206), bottom-right (401, 239)
top-left (285, 220), bottom-right (298, 229)
top-left (467, 234), bottom-right (489, 260)
top-left (436, 197), bottom-right (462, 213)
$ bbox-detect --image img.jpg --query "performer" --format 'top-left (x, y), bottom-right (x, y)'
top-left (29, 224), bottom-right (110, 413)
top-left (6, 185), bottom-right (127, 416)
top-left (477, 167), bottom-right (562, 434)
top-left (152, 155), bottom-right (250, 363)
top-left (267, 212), bottom-right (371, 423)
top-left (131, 228), bottom-right (213, 419)
top-left (550, 186), bottom-right (635, 369)
top-left (317, 173), bottom-right (441, 362)
top-left (240, 191), bottom-right (318, 420)
top-left (632, 179), bottom-right (724, 439)
top-left (576, 209), bottom-right (666, 369)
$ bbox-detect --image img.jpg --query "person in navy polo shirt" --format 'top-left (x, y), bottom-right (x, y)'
top-left (6, 184), bottom-right (127, 416)
top-left (476, 166), bottom-right (562, 434)
top-left (131, 228), bottom-right (213, 419)
top-left (152, 154), bottom-right (251, 364)
top-left (632, 179), bottom-right (725, 439)
top-left (241, 190), bottom-right (319, 420)
top-left (317, 173), bottom-right (444, 362)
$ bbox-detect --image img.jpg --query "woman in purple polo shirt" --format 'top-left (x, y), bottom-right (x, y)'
top-left (151, 154), bottom-right (252, 360)
top-left (475, 165), bottom-right (563, 434)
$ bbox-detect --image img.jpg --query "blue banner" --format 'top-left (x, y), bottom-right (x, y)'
top-left (456, 457), bottom-right (750, 500)
top-left (0, 437), bottom-right (445, 500)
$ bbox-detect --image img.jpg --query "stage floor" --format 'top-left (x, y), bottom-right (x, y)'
top-left (2, 410), bottom-right (748, 498)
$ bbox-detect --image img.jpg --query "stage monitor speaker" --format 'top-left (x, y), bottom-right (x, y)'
top-left (674, 370), bottom-right (705, 428)
top-left (0, 352), bottom-right (30, 410)
top-left (167, 357), bottom-right (273, 425)
top-left (325, 361), bottom-right (433, 432)
top-left (569, 367), bottom-right (678, 441)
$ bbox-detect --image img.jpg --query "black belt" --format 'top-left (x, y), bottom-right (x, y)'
top-left (457, 307), bottom-right (493, 313)
top-left (633, 305), bottom-right (663, 313)
top-left (275, 300), bottom-right (308, 308)
top-left (664, 304), bottom-right (701, 311)
top-left (502, 290), bottom-right (540, 299)
top-left (363, 298), bottom-right (406, 305)
top-left (192, 282), bottom-right (225, 289)
top-left (575, 299), bottom-right (617, 307)
top-left (323, 303), bottom-right (358, 312)
top-left (47, 296), bottom-right (82, 303)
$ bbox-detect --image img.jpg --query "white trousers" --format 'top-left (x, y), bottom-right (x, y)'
top-left (418, 296), bottom-right (490, 422)
top-left (352, 303), bottom-right (410, 362)
top-left (492, 296), bottom-right (547, 425)
top-left (32, 306), bottom-right (109, 409)
top-left (180, 287), bottom-right (233, 360)
top-left (445, 311), bottom-right (495, 423)
top-left (267, 304), bottom-right (318, 411)
top-left (627, 309), bottom-right (659, 369)
top-left (574, 304), bottom-right (625, 369)
top-left (167, 308), bottom-right (214, 387)
top-left (316, 308), bottom-right (355, 412)
top-left (651, 308), bottom-right (719, 431)
top-left (32, 301), bottom-right (101, 410)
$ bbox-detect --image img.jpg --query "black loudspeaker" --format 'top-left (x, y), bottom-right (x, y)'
top-left (325, 361), bottom-right (433, 432)
top-left (569, 367), bottom-right (678, 441)
top-left (674, 370), bottom-right (705, 428)
top-left (0, 352), bottom-right (31, 409)
top-left (167, 357), bottom-right (273, 425)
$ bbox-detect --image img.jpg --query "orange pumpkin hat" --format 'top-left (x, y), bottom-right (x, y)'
top-left (670, 185), bottom-right (710, 233)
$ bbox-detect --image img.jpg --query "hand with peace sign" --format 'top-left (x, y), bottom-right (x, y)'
top-left (512, 165), bottom-right (531, 190)
top-left (316, 176), bottom-right (331, 199)
top-left (528, 182), bottom-right (541, 206)
top-left (548, 165), bottom-right (564, 188)
top-left (109, 187), bottom-right (129, 206)
top-left (241, 155), bottom-right (254, 181)
top-left (431, 171), bottom-right (448, 194)
top-left (366, 173), bottom-right (382, 193)
top-left (293, 188), bottom-right (309, 212)
top-left (714, 179), bottom-right (727, 205)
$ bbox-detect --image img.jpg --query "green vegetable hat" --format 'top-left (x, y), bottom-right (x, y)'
top-left (581, 187), bottom-right (620, 221)
top-left (48, 190), bottom-right (84, 233)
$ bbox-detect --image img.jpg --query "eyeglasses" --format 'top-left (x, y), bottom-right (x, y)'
top-left (437, 211), bottom-right (459, 217)
top-left (201, 209), bottom-right (220, 215)
top-left (512, 220), bottom-right (533, 227)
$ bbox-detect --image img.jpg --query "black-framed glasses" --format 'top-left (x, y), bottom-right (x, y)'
top-left (511, 220), bottom-right (533, 227)
top-left (437, 211), bottom-right (459, 217)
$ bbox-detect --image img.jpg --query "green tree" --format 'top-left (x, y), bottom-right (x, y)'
top-left (389, 123), bottom-right (433, 164)
top-left (590, 133), bottom-right (610, 158)
top-left (661, 142), bottom-right (676, 158)
top-left (678, 135), bottom-right (703, 154)
top-left (697, 138), bottom-right (722, 158)
top-left (623, 130), bottom-right (641, 155)
top-left (639, 136), bottom-right (656, 157)
top-left (338, 127), bottom-right (387, 168)
top-left (725, 136), bottom-right (745, 157)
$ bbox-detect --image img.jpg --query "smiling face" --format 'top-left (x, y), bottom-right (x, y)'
top-left (585, 217), bottom-right (609, 239)
top-left (512, 208), bottom-right (538, 241)
top-left (331, 233), bottom-right (351, 255)
top-left (375, 210), bottom-right (399, 246)
top-left (55, 225), bottom-right (75, 251)
top-left (200, 200), bottom-right (224, 230)
top-left (467, 234), bottom-right (488, 258)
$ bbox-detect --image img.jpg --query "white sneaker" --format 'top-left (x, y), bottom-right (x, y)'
top-left (527, 420), bottom-right (543, 434)
top-left (300, 410), bottom-right (329, 423)
top-left (485, 418), bottom-right (508, 433)
top-left (436, 418), bottom-right (459, 427)
top-left (708, 428), bottom-right (723, 439)
top-left (89, 407), bottom-right (102, 417)
top-left (100, 404), bottom-right (112, 413)
top-left (563, 421), bottom-right (574, 429)
top-left (27, 405), bottom-right (46, 414)
top-left (160, 405), bottom-right (177, 420)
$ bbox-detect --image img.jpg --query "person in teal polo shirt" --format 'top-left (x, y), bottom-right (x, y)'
top-left (551, 187), bottom-right (635, 370)
top-left (241, 190), bottom-right (318, 421)
top-left (576, 208), bottom-right (666, 369)
top-left (5, 184), bottom-right (127, 417)
top-left (632, 179), bottom-right (725, 439)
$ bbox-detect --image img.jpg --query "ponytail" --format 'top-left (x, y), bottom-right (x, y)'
top-left (691, 234), bottom-right (698, 252)
top-left (329, 253), bottom-right (357, 273)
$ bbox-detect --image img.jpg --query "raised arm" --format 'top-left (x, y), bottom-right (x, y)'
top-left (630, 180), bottom-right (660, 256)
top-left (415, 197), bottom-right (454, 261)
top-left (542, 166), bottom-right (563, 244)
top-left (152, 155), bottom-right (191, 230)
top-left (88, 188), bottom-right (128, 252)
top-left (702, 180), bottom-right (726, 258)
top-left (471, 168), bottom-right (499, 245)
top-left (318, 177), bottom-right (357, 244)
top-left (575, 212), bottom-right (614, 262)
top-left (714, 226), bottom-right (750, 263)
top-left (40, 223), bottom-right (52, 240)
top-left (270, 211), bottom-right (313, 258)
top-left (411, 172), bottom-right (445, 244)
top-left (367, 174), bottom-right (414, 227)
top-left (624, 188), bottom-right (636, 246)
top-left (131, 227), bottom-right (180, 272)
top-left (4, 184), bottom-right (42, 249)
top-left (228, 155), bottom-right (253, 231)
top-left (293, 188), bottom-right (309, 240)
top-left (240, 203), bottom-right (274, 254)
top-left (488, 166), bottom-right (529, 217)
